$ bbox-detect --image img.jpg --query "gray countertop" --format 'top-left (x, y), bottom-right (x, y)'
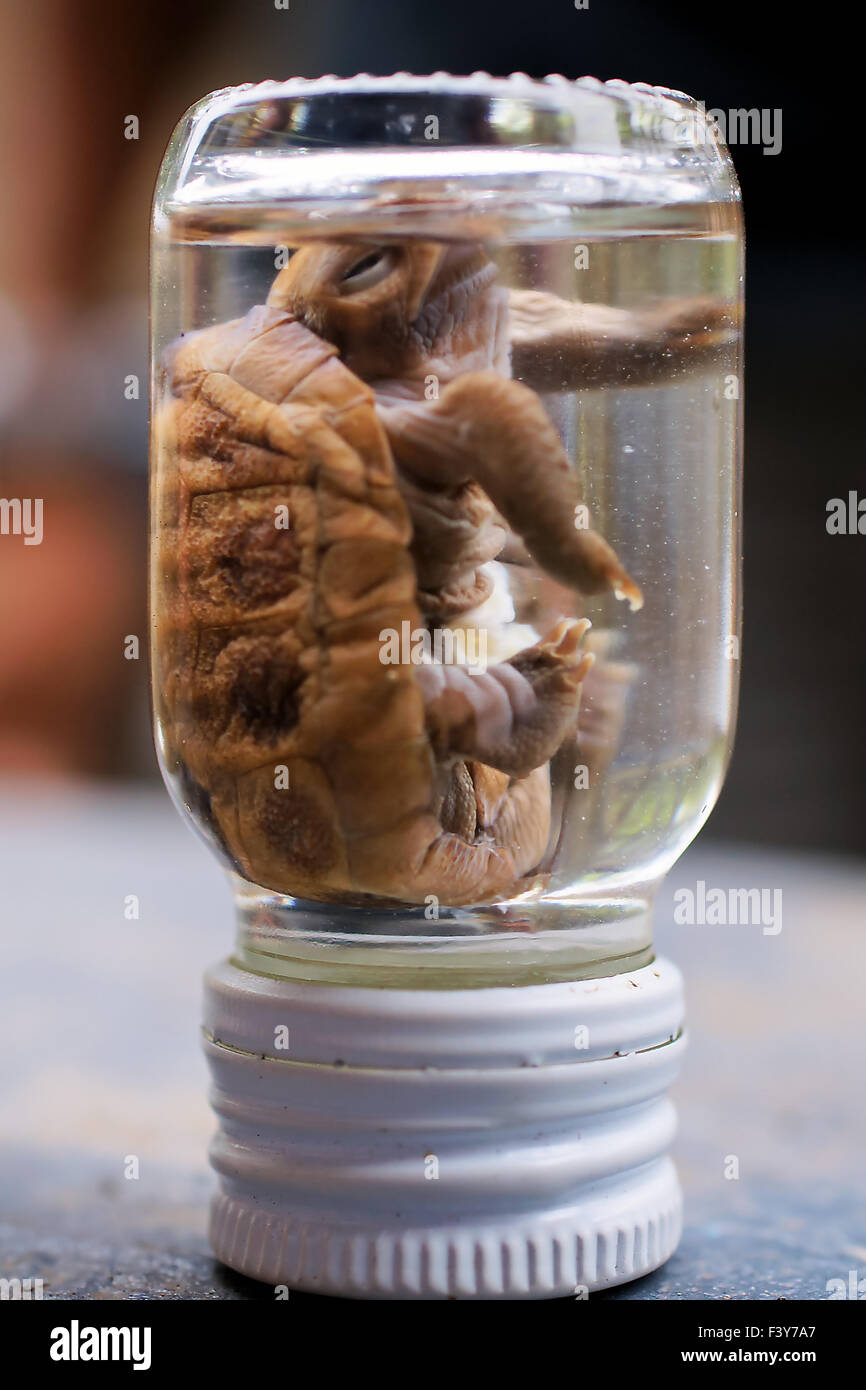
top-left (1, 784), bottom-right (864, 1301)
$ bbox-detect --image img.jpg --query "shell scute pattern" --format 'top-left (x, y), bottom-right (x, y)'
top-left (161, 299), bottom-right (434, 901)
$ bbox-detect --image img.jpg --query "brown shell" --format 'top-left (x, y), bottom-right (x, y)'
top-left (154, 304), bottom-right (534, 904)
top-left (153, 305), bottom-right (427, 896)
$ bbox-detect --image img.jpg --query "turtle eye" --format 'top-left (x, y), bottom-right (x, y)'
top-left (340, 248), bottom-right (394, 293)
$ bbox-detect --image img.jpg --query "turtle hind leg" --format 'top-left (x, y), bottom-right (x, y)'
top-left (416, 618), bottom-right (594, 779)
top-left (417, 763), bottom-right (552, 906)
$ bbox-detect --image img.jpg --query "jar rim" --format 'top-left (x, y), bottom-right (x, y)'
top-left (176, 71), bottom-right (728, 160)
top-left (154, 72), bottom-right (740, 236)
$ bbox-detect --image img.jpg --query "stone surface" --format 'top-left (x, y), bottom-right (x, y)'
top-left (0, 786), bottom-right (864, 1300)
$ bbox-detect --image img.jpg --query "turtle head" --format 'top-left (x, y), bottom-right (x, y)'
top-left (267, 240), bottom-right (494, 379)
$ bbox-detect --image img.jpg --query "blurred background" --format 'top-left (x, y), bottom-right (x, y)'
top-left (0, 0), bottom-right (861, 851)
top-left (1, 0), bottom-right (863, 1306)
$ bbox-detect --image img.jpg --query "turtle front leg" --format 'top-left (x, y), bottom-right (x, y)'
top-left (508, 288), bottom-right (738, 393)
top-left (417, 618), bottom-right (593, 778)
top-left (381, 371), bottom-right (643, 609)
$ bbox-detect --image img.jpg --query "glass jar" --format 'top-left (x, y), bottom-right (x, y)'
top-left (150, 73), bottom-right (742, 988)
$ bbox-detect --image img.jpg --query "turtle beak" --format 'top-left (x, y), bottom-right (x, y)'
top-left (266, 244), bottom-right (336, 314)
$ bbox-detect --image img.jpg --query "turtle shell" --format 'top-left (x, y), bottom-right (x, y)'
top-left (153, 303), bottom-right (440, 901)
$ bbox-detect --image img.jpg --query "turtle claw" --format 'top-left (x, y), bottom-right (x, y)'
top-left (539, 616), bottom-right (593, 662)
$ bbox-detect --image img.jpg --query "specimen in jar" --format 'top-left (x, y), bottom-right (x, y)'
top-left (154, 239), bottom-right (729, 904)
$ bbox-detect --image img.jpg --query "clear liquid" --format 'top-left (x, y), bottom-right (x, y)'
top-left (151, 202), bottom-right (741, 985)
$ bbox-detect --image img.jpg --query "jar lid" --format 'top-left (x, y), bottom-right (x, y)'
top-left (156, 72), bottom-right (738, 238)
top-left (182, 71), bottom-right (716, 154)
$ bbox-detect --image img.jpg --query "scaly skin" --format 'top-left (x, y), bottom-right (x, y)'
top-left (155, 239), bottom-right (730, 904)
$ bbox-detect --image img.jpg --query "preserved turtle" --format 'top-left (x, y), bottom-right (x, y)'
top-left (153, 238), bottom-right (728, 905)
